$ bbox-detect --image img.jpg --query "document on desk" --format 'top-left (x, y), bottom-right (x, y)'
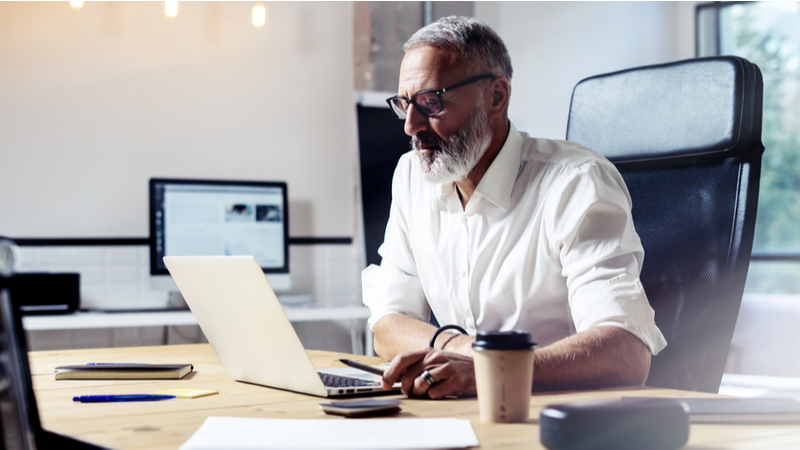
top-left (180, 416), bottom-right (479, 449)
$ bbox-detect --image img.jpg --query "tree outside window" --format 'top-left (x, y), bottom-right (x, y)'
top-left (700, 1), bottom-right (800, 294)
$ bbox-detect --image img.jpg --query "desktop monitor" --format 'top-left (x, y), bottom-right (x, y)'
top-left (149, 178), bottom-right (290, 291)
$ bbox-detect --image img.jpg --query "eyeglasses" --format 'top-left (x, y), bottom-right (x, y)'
top-left (386, 74), bottom-right (496, 119)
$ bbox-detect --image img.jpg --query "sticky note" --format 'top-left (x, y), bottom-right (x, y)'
top-left (149, 388), bottom-right (219, 399)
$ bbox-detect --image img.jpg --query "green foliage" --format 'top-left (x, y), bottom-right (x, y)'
top-left (725, 2), bottom-right (800, 292)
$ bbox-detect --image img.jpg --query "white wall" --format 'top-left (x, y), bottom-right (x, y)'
top-left (0, 1), bottom-right (698, 237)
top-left (475, 1), bottom-right (696, 139)
top-left (0, 1), bottom-right (357, 238)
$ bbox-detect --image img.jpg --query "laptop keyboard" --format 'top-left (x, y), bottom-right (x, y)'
top-left (319, 372), bottom-right (380, 388)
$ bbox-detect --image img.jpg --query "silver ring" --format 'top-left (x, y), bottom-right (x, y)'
top-left (420, 369), bottom-right (436, 387)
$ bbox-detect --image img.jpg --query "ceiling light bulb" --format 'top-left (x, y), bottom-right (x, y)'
top-left (165, 1), bottom-right (178, 19)
top-left (252, 2), bottom-right (266, 28)
top-left (70, 1), bottom-right (83, 9)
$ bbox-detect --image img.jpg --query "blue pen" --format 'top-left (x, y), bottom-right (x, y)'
top-left (72, 395), bottom-right (176, 403)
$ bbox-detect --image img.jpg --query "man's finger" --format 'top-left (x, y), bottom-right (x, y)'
top-left (424, 364), bottom-right (460, 399)
top-left (411, 366), bottom-right (441, 397)
top-left (400, 358), bottom-right (434, 397)
top-left (382, 348), bottom-right (431, 388)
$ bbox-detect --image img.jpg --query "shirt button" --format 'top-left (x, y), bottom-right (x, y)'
top-left (459, 270), bottom-right (466, 277)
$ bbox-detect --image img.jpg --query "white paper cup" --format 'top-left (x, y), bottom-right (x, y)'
top-left (472, 331), bottom-right (536, 423)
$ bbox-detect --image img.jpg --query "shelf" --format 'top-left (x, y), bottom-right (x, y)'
top-left (21, 306), bottom-right (371, 331)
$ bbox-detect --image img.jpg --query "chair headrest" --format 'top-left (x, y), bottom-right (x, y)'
top-left (566, 56), bottom-right (763, 164)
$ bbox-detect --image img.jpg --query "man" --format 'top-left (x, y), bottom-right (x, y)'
top-left (362, 16), bottom-right (666, 399)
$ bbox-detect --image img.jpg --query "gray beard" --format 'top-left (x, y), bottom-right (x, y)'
top-left (412, 103), bottom-right (493, 185)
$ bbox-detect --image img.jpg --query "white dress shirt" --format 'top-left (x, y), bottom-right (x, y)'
top-left (362, 123), bottom-right (667, 354)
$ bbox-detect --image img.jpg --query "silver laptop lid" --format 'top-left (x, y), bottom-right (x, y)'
top-left (163, 256), bottom-right (329, 397)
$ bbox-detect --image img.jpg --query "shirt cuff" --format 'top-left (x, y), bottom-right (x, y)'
top-left (570, 274), bottom-right (667, 355)
top-left (361, 263), bottom-right (429, 331)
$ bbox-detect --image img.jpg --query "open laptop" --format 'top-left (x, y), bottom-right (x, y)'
top-left (163, 255), bottom-right (399, 397)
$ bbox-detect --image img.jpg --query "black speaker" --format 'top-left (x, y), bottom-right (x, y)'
top-left (540, 398), bottom-right (689, 450)
top-left (17, 273), bottom-right (80, 315)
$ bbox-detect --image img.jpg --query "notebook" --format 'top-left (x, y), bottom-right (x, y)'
top-left (54, 363), bottom-right (193, 380)
top-left (163, 255), bottom-right (399, 398)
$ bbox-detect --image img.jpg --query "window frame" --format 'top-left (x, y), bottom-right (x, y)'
top-left (696, 1), bottom-right (800, 265)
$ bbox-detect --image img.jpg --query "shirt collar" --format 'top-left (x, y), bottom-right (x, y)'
top-left (473, 121), bottom-right (523, 212)
top-left (434, 121), bottom-right (523, 213)
top-left (435, 177), bottom-right (461, 212)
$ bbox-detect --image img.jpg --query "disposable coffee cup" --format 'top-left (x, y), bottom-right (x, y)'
top-left (472, 331), bottom-right (536, 423)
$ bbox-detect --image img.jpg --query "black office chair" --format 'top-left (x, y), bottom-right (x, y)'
top-left (0, 238), bottom-right (105, 449)
top-left (566, 56), bottom-right (764, 393)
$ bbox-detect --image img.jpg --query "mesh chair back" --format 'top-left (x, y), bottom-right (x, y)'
top-left (566, 57), bottom-right (764, 392)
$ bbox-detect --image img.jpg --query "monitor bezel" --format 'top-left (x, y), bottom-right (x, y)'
top-left (148, 178), bottom-right (289, 276)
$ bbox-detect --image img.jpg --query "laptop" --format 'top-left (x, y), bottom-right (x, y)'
top-left (0, 243), bottom-right (104, 449)
top-left (163, 255), bottom-right (399, 397)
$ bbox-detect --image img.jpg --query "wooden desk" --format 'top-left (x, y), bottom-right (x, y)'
top-left (30, 344), bottom-right (800, 449)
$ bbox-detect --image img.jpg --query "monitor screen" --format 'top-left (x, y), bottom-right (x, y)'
top-left (149, 179), bottom-right (289, 278)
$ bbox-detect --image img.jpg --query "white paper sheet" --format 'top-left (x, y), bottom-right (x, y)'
top-left (180, 416), bottom-right (479, 449)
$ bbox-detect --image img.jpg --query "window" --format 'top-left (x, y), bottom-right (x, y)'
top-left (698, 2), bottom-right (800, 294)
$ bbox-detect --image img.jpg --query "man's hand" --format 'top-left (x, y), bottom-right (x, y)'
top-left (381, 347), bottom-right (477, 399)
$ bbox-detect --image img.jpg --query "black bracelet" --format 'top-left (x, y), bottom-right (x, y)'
top-left (429, 324), bottom-right (468, 348)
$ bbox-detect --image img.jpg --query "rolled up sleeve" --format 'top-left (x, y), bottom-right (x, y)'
top-left (547, 159), bottom-right (667, 355)
top-left (571, 274), bottom-right (667, 354)
top-left (362, 262), bottom-right (430, 331)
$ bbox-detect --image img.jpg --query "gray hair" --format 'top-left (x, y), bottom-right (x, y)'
top-left (404, 16), bottom-right (513, 83)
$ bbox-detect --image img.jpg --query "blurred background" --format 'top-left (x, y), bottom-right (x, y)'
top-left (1, 2), bottom-right (799, 391)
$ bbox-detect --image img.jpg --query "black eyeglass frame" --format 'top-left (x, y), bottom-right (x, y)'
top-left (386, 73), bottom-right (496, 119)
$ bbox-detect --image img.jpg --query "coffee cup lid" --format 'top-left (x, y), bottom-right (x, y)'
top-left (472, 331), bottom-right (536, 350)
